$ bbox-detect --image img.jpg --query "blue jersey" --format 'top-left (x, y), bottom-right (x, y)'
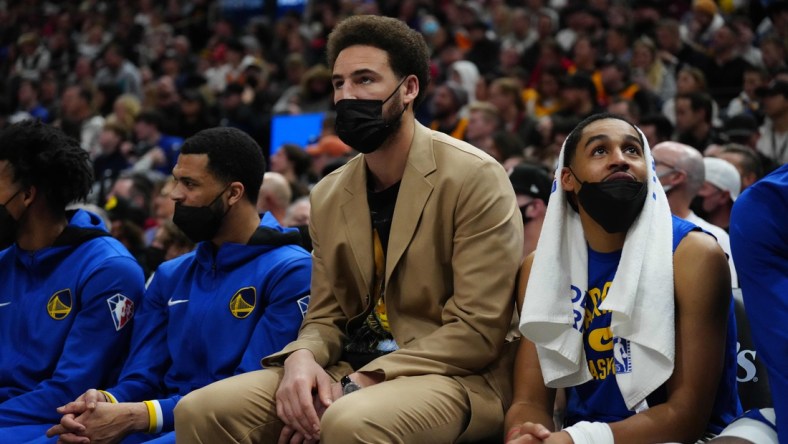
top-left (566, 216), bottom-right (741, 434)
top-left (104, 213), bottom-right (311, 435)
top-left (730, 164), bottom-right (788, 442)
top-left (0, 210), bottom-right (145, 426)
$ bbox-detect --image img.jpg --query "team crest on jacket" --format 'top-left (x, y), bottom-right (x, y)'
top-left (107, 294), bottom-right (135, 331)
top-left (47, 289), bottom-right (73, 320)
top-left (230, 287), bottom-right (256, 319)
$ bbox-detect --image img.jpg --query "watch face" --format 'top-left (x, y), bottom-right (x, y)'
top-left (342, 382), bottom-right (361, 395)
top-left (341, 375), bottom-right (362, 395)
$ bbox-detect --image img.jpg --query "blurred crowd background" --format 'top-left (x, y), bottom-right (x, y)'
top-left (1, 0), bottom-right (786, 275)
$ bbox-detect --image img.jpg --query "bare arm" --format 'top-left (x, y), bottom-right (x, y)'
top-left (606, 231), bottom-right (732, 443)
top-left (505, 253), bottom-right (557, 441)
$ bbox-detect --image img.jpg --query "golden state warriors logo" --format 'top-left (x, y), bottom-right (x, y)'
top-left (47, 289), bottom-right (73, 320)
top-left (229, 287), bottom-right (256, 319)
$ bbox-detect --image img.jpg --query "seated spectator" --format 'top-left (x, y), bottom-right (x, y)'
top-left (722, 113), bottom-right (780, 175)
top-left (93, 122), bottom-right (132, 185)
top-left (653, 141), bottom-right (738, 286)
top-left (465, 101), bottom-right (502, 154)
top-left (57, 84), bottom-right (105, 159)
top-left (0, 121), bottom-right (144, 442)
top-left (257, 172), bottom-right (292, 226)
top-left (713, 143), bottom-right (765, 191)
top-left (489, 77), bottom-right (540, 148)
top-left (131, 111), bottom-right (183, 175)
top-left (270, 144), bottom-right (313, 201)
top-left (755, 79), bottom-right (788, 165)
top-left (508, 162), bottom-right (552, 257)
top-left (428, 81), bottom-right (469, 141)
top-left (597, 57), bottom-right (660, 116)
top-left (662, 66), bottom-right (721, 127)
top-left (523, 65), bottom-right (564, 119)
top-left (675, 91), bottom-right (727, 152)
top-left (638, 113), bottom-right (674, 148)
top-left (556, 74), bottom-right (602, 121)
top-left (631, 36), bottom-right (676, 105)
top-left (726, 65), bottom-right (769, 119)
top-left (694, 157), bottom-right (742, 231)
top-left (48, 127), bottom-right (312, 444)
top-left (95, 43), bottom-right (143, 100)
top-left (506, 113), bottom-right (739, 443)
top-left (272, 64), bottom-right (333, 115)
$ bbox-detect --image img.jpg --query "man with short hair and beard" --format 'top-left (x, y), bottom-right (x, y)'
top-left (47, 127), bottom-right (312, 444)
top-left (652, 141), bottom-right (737, 286)
top-left (175, 15), bottom-right (522, 444)
top-left (428, 81), bottom-right (468, 140)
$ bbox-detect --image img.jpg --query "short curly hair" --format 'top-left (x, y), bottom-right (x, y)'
top-left (0, 120), bottom-right (92, 214)
top-left (327, 15), bottom-right (431, 108)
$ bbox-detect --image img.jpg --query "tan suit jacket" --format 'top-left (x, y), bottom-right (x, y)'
top-left (264, 122), bottom-right (523, 440)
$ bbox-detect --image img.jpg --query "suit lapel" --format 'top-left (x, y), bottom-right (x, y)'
top-left (386, 123), bottom-right (436, 284)
top-left (340, 159), bottom-right (374, 293)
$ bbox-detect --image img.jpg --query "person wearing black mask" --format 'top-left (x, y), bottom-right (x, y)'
top-left (509, 162), bottom-right (552, 257)
top-left (47, 127), bottom-right (312, 444)
top-left (0, 121), bottom-right (144, 442)
top-left (177, 15), bottom-right (523, 444)
top-left (506, 113), bottom-right (740, 443)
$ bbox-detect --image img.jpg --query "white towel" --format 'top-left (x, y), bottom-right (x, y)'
top-left (519, 126), bottom-right (675, 410)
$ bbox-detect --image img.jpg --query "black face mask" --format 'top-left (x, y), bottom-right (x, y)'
top-left (335, 77), bottom-right (408, 154)
top-left (520, 201), bottom-right (535, 225)
top-left (0, 189), bottom-right (24, 250)
top-left (172, 186), bottom-right (230, 243)
top-left (569, 168), bottom-right (648, 234)
top-left (690, 195), bottom-right (709, 221)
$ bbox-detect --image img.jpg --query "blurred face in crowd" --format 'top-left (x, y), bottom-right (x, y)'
top-left (742, 71), bottom-right (766, 97)
top-left (466, 110), bottom-right (497, 141)
top-left (674, 97), bottom-right (701, 133)
top-left (431, 85), bottom-right (459, 120)
top-left (98, 128), bottom-right (122, 154)
top-left (761, 92), bottom-right (788, 119)
top-left (539, 72), bottom-right (560, 98)
top-left (677, 70), bottom-right (702, 94)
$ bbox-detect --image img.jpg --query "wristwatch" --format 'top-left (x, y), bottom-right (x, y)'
top-left (341, 375), bottom-right (362, 395)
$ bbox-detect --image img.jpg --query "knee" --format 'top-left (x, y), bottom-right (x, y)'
top-left (175, 384), bottom-right (214, 426)
top-left (320, 394), bottom-right (381, 444)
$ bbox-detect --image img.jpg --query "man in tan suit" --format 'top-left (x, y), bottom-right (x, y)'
top-left (174, 15), bottom-right (522, 444)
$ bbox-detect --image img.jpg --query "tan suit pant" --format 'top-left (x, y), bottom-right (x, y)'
top-left (174, 364), bottom-right (498, 444)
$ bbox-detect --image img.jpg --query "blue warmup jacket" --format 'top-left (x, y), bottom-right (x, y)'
top-left (0, 209), bottom-right (145, 426)
top-left (103, 212), bottom-right (312, 435)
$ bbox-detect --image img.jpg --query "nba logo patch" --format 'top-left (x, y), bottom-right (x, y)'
top-left (107, 294), bottom-right (134, 331)
top-left (613, 337), bottom-right (632, 374)
top-left (47, 289), bottom-right (73, 320)
top-left (297, 295), bottom-right (310, 318)
top-left (229, 287), bottom-right (256, 319)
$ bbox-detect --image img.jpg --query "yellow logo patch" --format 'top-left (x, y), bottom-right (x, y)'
top-left (229, 287), bottom-right (256, 319)
top-left (47, 289), bottom-right (73, 320)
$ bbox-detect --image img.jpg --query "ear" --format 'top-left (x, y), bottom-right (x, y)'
top-left (404, 75), bottom-right (419, 106)
top-left (227, 182), bottom-right (245, 206)
top-left (560, 167), bottom-right (575, 192)
top-left (22, 185), bottom-right (36, 206)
